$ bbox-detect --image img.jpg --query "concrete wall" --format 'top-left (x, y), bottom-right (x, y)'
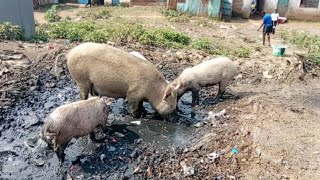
top-left (263, 0), bottom-right (278, 13)
top-left (232, 0), bottom-right (251, 18)
top-left (0, 0), bottom-right (35, 38)
top-left (287, 0), bottom-right (320, 21)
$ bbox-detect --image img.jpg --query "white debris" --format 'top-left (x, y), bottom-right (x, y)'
top-left (129, 121), bottom-right (141, 126)
top-left (263, 71), bottom-right (273, 79)
top-left (180, 161), bottom-right (194, 176)
top-left (206, 109), bottom-right (227, 120)
top-left (207, 152), bottom-right (220, 162)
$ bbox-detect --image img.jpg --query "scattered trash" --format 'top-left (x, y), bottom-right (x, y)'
top-left (219, 25), bottom-right (229, 29)
top-left (180, 161), bottom-right (194, 176)
top-left (129, 121), bottom-right (141, 126)
top-left (263, 71), bottom-right (273, 79)
top-left (207, 152), bottom-right (220, 162)
top-left (272, 45), bottom-right (287, 57)
top-left (114, 132), bottom-right (125, 138)
top-left (133, 167), bottom-right (140, 174)
top-left (134, 138), bottom-right (143, 144)
top-left (110, 137), bottom-right (118, 143)
top-left (100, 154), bottom-right (106, 161)
top-left (204, 109), bottom-right (228, 125)
top-left (108, 146), bottom-right (116, 152)
top-left (192, 122), bottom-right (203, 128)
top-left (34, 158), bottom-right (45, 166)
top-left (232, 148), bottom-right (239, 155)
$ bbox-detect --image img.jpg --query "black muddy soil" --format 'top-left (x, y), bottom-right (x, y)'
top-left (0, 41), bottom-right (248, 180)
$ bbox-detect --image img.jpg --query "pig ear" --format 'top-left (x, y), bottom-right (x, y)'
top-left (162, 86), bottom-right (172, 100)
top-left (171, 82), bottom-right (181, 91)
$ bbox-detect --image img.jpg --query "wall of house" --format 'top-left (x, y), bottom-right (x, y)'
top-left (104, 0), bottom-right (130, 6)
top-left (232, 0), bottom-right (251, 18)
top-left (0, 0), bottom-right (35, 37)
top-left (175, 0), bottom-right (221, 18)
top-left (286, 0), bottom-right (320, 20)
top-left (263, 0), bottom-right (278, 13)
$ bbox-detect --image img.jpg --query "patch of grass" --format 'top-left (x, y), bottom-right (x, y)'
top-left (139, 28), bottom-right (191, 48)
top-left (44, 5), bottom-right (61, 22)
top-left (281, 31), bottom-right (320, 64)
top-left (0, 22), bottom-right (23, 40)
top-left (191, 38), bottom-right (230, 56)
top-left (41, 20), bottom-right (190, 48)
top-left (32, 26), bottom-right (50, 42)
top-left (233, 47), bottom-right (251, 58)
top-left (80, 8), bottom-right (111, 19)
top-left (192, 38), bottom-right (213, 51)
top-left (162, 9), bottom-right (190, 23)
top-left (197, 19), bottom-right (209, 27)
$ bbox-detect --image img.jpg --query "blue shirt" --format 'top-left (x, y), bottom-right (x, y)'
top-left (263, 14), bottom-right (273, 27)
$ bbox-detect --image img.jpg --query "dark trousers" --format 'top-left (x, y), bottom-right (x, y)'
top-left (86, 0), bottom-right (92, 7)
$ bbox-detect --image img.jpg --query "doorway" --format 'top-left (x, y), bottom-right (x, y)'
top-left (256, 0), bottom-right (265, 12)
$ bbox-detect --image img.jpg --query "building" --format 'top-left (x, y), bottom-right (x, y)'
top-left (233, 0), bottom-right (320, 21)
top-left (0, 0), bottom-right (35, 37)
top-left (167, 0), bottom-right (233, 20)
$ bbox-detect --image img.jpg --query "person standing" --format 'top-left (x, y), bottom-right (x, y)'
top-left (85, 0), bottom-right (92, 8)
top-left (257, 11), bottom-right (273, 46)
top-left (271, 8), bottom-right (279, 34)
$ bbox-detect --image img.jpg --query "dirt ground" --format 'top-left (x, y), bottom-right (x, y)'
top-left (1, 5), bottom-right (320, 180)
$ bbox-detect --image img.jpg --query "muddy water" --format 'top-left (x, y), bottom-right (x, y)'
top-left (0, 73), bottom-right (205, 179)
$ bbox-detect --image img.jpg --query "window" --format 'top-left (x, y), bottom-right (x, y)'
top-left (300, 0), bottom-right (319, 8)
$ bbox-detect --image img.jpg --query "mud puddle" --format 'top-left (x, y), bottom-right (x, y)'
top-left (0, 70), bottom-right (207, 179)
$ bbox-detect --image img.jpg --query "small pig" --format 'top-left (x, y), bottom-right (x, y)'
top-left (40, 97), bottom-right (112, 162)
top-left (63, 42), bottom-right (179, 118)
top-left (171, 57), bottom-right (237, 105)
top-left (129, 51), bottom-right (147, 61)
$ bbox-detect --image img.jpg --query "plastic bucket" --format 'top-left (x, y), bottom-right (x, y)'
top-left (272, 45), bottom-right (287, 56)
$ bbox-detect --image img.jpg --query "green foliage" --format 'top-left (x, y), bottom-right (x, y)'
top-left (281, 31), bottom-right (320, 64)
top-left (192, 38), bottom-right (213, 51)
top-left (233, 47), bottom-right (251, 58)
top-left (43, 20), bottom-right (190, 48)
top-left (0, 22), bottom-right (23, 40)
top-left (33, 26), bottom-right (49, 42)
top-left (162, 9), bottom-right (190, 23)
top-left (81, 8), bottom-right (110, 19)
top-left (44, 5), bottom-right (61, 23)
top-left (139, 28), bottom-right (191, 48)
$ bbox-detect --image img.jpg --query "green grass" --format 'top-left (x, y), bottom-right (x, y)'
top-left (281, 31), bottom-right (320, 64)
top-left (0, 22), bottom-right (23, 40)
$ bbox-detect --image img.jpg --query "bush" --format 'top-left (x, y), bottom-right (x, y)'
top-left (0, 22), bottom-right (23, 40)
top-left (162, 9), bottom-right (190, 23)
top-left (140, 28), bottom-right (191, 48)
top-left (33, 26), bottom-right (49, 42)
top-left (233, 47), bottom-right (251, 58)
top-left (44, 5), bottom-right (61, 23)
top-left (192, 38), bottom-right (213, 51)
top-left (281, 31), bottom-right (320, 64)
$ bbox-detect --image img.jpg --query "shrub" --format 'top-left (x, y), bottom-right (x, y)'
top-left (233, 47), bottom-right (251, 58)
top-left (192, 38), bottom-right (213, 51)
top-left (140, 28), bottom-right (191, 48)
top-left (0, 22), bottom-right (23, 40)
top-left (44, 5), bottom-right (61, 23)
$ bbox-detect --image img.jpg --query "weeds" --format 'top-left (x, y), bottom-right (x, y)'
top-left (0, 22), bottom-right (23, 40)
top-left (192, 38), bottom-right (213, 52)
top-left (80, 8), bottom-right (110, 19)
top-left (281, 31), bottom-right (320, 64)
top-left (140, 28), bottom-right (191, 48)
top-left (233, 47), bottom-right (251, 58)
top-left (44, 5), bottom-right (61, 22)
top-left (162, 9), bottom-right (190, 23)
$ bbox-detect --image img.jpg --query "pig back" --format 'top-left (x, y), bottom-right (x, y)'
top-left (67, 43), bottom-right (167, 98)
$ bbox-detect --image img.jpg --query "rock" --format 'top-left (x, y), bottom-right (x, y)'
top-left (34, 158), bottom-right (45, 166)
top-left (129, 148), bottom-right (139, 158)
top-left (44, 102), bottom-right (56, 110)
top-left (108, 146), bottom-right (116, 152)
top-left (114, 132), bottom-right (125, 138)
top-left (192, 122), bottom-right (203, 128)
top-left (45, 83), bottom-right (56, 88)
top-left (23, 112), bottom-right (41, 128)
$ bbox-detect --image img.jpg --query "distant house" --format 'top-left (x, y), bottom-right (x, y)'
top-left (167, 0), bottom-right (233, 21)
top-left (168, 0), bottom-right (320, 21)
top-left (233, 0), bottom-right (320, 21)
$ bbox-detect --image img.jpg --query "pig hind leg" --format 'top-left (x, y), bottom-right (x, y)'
top-left (78, 82), bottom-right (91, 100)
top-left (212, 80), bottom-right (229, 104)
